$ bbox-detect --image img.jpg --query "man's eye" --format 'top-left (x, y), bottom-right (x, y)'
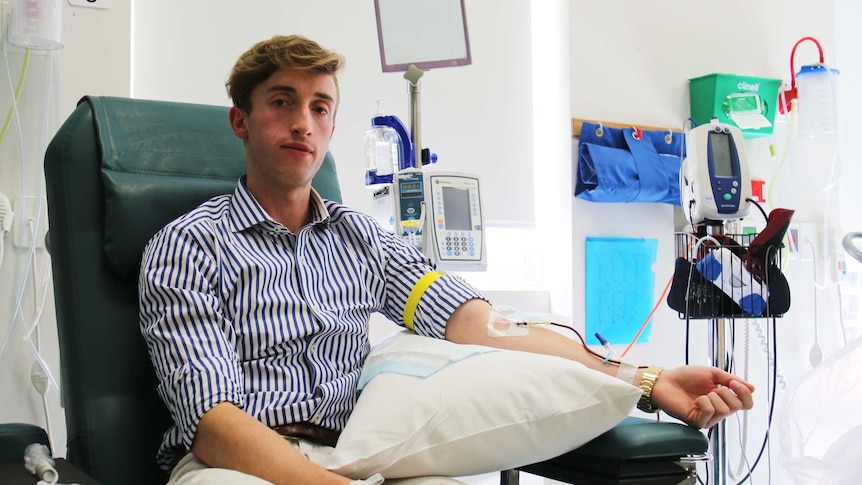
top-left (314, 107), bottom-right (329, 115)
top-left (273, 99), bottom-right (288, 107)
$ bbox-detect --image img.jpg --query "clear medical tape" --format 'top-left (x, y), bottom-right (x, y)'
top-left (485, 305), bottom-right (572, 338)
top-left (486, 306), bottom-right (530, 337)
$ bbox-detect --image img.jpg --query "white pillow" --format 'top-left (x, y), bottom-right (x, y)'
top-left (316, 331), bottom-right (641, 479)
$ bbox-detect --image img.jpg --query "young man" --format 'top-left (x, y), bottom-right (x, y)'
top-left (139, 35), bottom-right (754, 485)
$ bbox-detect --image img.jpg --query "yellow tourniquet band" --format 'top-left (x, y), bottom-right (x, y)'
top-left (404, 271), bottom-right (444, 331)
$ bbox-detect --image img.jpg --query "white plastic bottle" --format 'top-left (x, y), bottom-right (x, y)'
top-left (364, 99), bottom-right (401, 187)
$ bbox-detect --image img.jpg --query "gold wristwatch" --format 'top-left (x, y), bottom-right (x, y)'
top-left (636, 365), bottom-right (664, 413)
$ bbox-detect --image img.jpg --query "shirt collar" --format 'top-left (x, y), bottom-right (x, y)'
top-left (228, 177), bottom-right (331, 234)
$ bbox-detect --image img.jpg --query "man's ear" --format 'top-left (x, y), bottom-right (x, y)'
top-left (330, 124), bottom-right (336, 140)
top-left (229, 106), bottom-right (249, 140)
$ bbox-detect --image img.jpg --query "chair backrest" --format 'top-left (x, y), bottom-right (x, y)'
top-left (44, 96), bottom-right (342, 484)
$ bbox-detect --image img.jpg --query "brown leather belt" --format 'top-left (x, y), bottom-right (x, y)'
top-left (272, 422), bottom-right (341, 447)
top-left (169, 422), bottom-right (340, 469)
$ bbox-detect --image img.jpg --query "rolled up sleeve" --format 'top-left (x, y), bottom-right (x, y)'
top-left (139, 224), bottom-right (245, 451)
top-left (379, 229), bottom-right (485, 339)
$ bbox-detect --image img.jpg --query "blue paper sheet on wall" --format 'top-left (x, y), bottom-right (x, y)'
top-left (585, 237), bottom-right (658, 345)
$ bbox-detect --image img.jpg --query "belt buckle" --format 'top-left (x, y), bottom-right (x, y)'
top-left (281, 434), bottom-right (303, 444)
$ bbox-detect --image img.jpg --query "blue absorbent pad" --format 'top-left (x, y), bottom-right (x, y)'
top-left (357, 331), bottom-right (498, 390)
top-left (585, 237), bottom-right (658, 345)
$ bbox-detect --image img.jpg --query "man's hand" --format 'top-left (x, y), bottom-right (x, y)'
top-left (445, 300), bottom-right (756, 429)
top-left (649, 365), bottom-right (755, 429)
top-left (192, 403), bottom-right (351, 484)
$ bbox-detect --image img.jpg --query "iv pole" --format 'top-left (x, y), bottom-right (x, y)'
top-left (404, 64), bottom-right (424, 169)
top-left (707, 223), bottom-right (729, 485)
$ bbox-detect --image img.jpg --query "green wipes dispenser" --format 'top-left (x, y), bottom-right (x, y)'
top-left (689, 73), bottom-right (781, 138)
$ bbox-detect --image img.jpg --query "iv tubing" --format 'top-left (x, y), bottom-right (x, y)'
top-left (0, 46), bottom-right (28, 147)
top-left (620, 274), bottom-right (673, 358)
top-left (28, 221), bottom-right (55, 451)
top-left (0, 38), bottom-right (33, 359)
top-left (789, 37), bottom-right (824, 89)
top-left (0, 40), bottom-right (59, 395)
top-left (619, 232), bottom-right (720, 359)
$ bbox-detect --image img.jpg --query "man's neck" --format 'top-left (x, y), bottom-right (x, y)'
top-left (252, 184), bottom-right (313, 234)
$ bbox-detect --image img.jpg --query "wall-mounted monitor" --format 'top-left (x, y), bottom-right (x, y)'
top-left (374, 0), bottom-right (472, 73)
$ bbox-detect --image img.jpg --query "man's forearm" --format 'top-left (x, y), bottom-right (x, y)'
top-left (444, 299), bottom-right (626, 377)
top-left (191, 402), bottom-right (350, 485)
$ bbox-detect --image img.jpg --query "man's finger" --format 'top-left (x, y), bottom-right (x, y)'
top-left (728, 380), bottom-right (755, 410)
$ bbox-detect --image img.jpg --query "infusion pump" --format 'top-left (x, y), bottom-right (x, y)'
top-left (680, 119), bottom-right (752, 225)
top-left (374, 169), bottom-right (486, 271)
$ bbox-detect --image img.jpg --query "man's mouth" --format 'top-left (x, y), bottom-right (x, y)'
top-left (283, 142), bottom-right (313, 154)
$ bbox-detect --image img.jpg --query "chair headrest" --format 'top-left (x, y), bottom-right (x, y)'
top-left (92, 96), bottom-right (246, 280)
top-left (84, 96), bottom-right (340, 281)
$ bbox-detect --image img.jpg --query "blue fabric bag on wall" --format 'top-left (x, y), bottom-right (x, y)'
top-left (575, 121), bottom-right (684, 205)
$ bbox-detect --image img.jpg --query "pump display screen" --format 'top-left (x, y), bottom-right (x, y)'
top-left (709, 132), bottom-right (734, 177)
top-left (442, 186), bottom-right (471, 230)
top-left (400, 181), bottom-right (423, 199)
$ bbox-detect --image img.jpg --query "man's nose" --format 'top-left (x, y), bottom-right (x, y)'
top-left (290, 106), bottom-right (312, 136)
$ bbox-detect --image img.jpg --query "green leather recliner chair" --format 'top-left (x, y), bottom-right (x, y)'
top-left (43, 96), bottom-right (340, 484)
top-left (39, 96), bottom-right (707, 484)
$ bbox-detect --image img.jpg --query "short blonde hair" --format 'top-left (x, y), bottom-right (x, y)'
top-left (226, 35), bottom-right (345, 113)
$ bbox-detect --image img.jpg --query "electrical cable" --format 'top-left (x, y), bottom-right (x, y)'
top-left (697, 320), bottom-right (778, 485)
top-left (836, 283), bottom-right (849, 347)
top-left (728, 319), bottom-right (753, 481)
top-left (676, 221), bottom-right (778, 484)
top-left (727, 316), bottom-right (779, 485)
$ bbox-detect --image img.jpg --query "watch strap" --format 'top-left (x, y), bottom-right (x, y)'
top-left (637, 365), bottom-right (664, 413)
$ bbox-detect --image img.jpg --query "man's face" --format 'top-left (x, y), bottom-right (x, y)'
top-left (230, 67), bottom-right (337, 194)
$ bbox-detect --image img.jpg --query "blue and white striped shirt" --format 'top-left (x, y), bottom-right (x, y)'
top-left (138, 179), bottom-right (482, 470)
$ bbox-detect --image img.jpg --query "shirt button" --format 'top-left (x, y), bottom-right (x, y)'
top-left (298, 256), bottom-right (306, 265)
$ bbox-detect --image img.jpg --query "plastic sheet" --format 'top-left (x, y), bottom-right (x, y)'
top-left (777, 336), bottom-right (862, 484)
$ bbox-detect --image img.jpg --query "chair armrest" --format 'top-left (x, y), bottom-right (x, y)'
top-left (0, 423), bottom-right (50, 464)
top-left (572, 417), bottom-right (708, 460)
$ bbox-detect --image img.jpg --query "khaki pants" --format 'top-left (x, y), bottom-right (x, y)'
top-left (167, 438), bottom-right (466, 485)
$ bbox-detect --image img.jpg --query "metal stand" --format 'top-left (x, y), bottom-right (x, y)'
top-left (673, 222), bottom-right (786, 485)
top-left (705, 223), bottom-right (728, 485)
